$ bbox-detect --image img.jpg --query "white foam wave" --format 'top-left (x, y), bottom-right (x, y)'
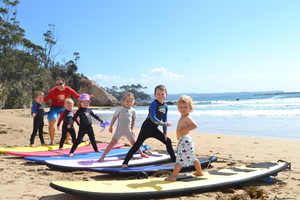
top-left (186, 109), bottom-right (300, 116)
top-left (93, 97), bottom-right (300, 117)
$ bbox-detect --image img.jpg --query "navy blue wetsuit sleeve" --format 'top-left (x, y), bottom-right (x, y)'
top-left (163, 104), bottom-right (168, 134)
top-left (31, 103), bottom-right (38, 114)
top-left (149, 101), bottom-right (166, 127)
top-left (90, 110), bottom-right (103, 123)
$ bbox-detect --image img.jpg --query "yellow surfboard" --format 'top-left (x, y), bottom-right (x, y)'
top-left (0, 141), bottom-right (89, 153)
top-left (50, 160), bottom-right (290, 199)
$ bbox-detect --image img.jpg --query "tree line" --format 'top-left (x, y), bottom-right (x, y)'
top-left (104, 84), bottom-right (150, 101)
top-left (0, 0), bottom-right (150, 109)
top-left (0, 0), bottom-right (86, 108)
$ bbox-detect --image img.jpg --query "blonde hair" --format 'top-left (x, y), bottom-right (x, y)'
top-left (34, 91), bottom-right (44, 98)
top-left (177, 95), bottom-right (194, 112)
top-left (121, 92), bottom-right (135, 106)
top-left (122, 92), bottom-right (135, 101)
top-left (64, 98), bottom-right (74, 105)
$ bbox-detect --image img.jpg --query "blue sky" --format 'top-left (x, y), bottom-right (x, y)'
top-left (16, 0), bottom-right (300, 94)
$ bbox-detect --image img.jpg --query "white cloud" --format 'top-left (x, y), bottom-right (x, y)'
top-left (142, 67), bottom-right (185, 80)
top-left (90, 67), bottom-right (185, 91)
top-left (90, 74), bottom-right (124, 86)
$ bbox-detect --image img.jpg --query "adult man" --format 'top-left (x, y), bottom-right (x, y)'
top-left (44, 77), bottom-right (80, 145)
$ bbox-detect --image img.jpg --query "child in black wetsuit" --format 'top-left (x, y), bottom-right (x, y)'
top-left (57, 98), bottom-right (79, 150)
top-left (121, 85), bottom-right (176, 168)
top-left (68, 94), bottom-right (104, 157)
top-left (30, 91), bottom-right (48, 147)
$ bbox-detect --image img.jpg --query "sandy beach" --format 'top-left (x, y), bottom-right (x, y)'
top-left (0, 108), bottom-right (299, 200)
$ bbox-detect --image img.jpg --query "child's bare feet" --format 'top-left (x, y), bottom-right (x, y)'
top-left (65, 141), bottom-right (72, 145)
top-left (30, 144), bottom-right (36, 148)
top-left (97, 157), bottom-right (104, 162)
top-left (121, 164), bottom-right (128, 168)
top-left (49, 141), bottom-right (54, 145)
top-left (69, 153), bottom-right (74, 157)
top-left (41, 143), bottom-right (48, 146)
top-left (141, 153), bottom-right (149, 158)
top-left (59, 148), bottom-right (63, 150)
top-left (165, 176), bottom-right (177, 181)
top-left (194, 171), bottom-right (204, 176)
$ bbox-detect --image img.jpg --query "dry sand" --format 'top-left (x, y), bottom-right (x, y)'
top-left (0, 108), bottom-right (299, 200)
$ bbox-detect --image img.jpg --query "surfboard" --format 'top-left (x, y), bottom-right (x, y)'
top-left (50, 160), bottom-right (290, 199)
top-left (0, 141), bottom-right (89, 153)
top-left (90, 156), bottom-right (217, 175)
top-left (46, 152), bottom-right (171, 171)
top-left (24, 145), bottom-right (151, 163)
top-left (5, 143), bottom-right (124, 157)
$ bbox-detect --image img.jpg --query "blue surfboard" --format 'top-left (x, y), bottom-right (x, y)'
top-left (24, 145), bottom-right (151, 163)
top-left (90, 156), bottom-right (217, 175)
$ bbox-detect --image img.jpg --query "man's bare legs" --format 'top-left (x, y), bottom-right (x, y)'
top-left (48, 119), bottom-right (56, 145)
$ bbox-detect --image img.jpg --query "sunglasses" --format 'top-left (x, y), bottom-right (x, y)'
top-left (56, 83), bottom-right (64, 86)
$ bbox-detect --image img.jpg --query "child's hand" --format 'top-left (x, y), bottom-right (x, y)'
top-left (67, 125), bottom-right (71, 129)
top-left (31, 113), bottom-right (36, 118)
top-left (165, 122), bottom-right (172, 127)
top-left (109, 126), bottom-right (113, 133)
top-left (100, 121), bottom-right (109, 133)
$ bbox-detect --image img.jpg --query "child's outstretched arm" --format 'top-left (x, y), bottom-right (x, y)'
top-left (162, 105), bottom-right (171, 135)
top-left (109, 116), bottom-right (117, 133)
top-left (131, 110), bottom-right (137, 132)
top-left (90, 110), bottom-right (104, 123)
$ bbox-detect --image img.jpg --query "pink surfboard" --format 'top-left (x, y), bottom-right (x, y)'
top-left (5, 143), bottom-right (124, 157)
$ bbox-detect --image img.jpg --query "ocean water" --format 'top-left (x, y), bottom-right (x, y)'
top-left (94, 92), bottom-right (300, 139)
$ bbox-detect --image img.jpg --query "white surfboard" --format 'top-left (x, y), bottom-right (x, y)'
top-left (46, 151), bottom-right (171, 171)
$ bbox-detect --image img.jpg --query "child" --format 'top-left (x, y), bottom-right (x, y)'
top-left (57, 98), bottom-right (79, 150)
top-left (68, 94), bottom-right (104, 157)
top-left (30, 91), bottom-right (48, 147)
top-left (165, 95), bottom-right (204, 181)
top-left (98, 92), bottom-right (148, 162)
top-left (121, 85), bottom-right (176, 168)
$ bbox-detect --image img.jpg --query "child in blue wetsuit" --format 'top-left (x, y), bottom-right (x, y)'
top-left (30, 91), bottom-right (48, 147)
top-left (121, 85), bottom-right (176, 168)
top-left (68, 94), bottom-right (104, 157)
